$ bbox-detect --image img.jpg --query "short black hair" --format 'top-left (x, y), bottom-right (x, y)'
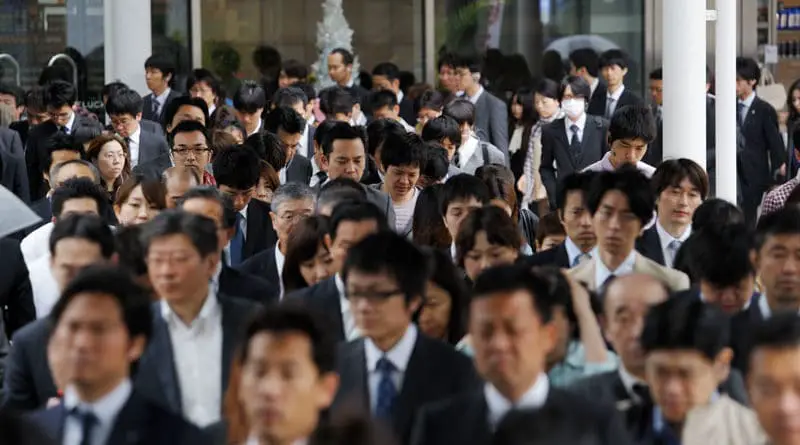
top-left (105, 87), bottom-right (144, 117)
top-left (238, 304), bottom-right (336, 374)
top-left (140, 209), bottom-right (219, 258)
top-left (441, 174), bottom-right (490, 215)
top-left (688, 224), bottom-right (754, 287)
top-left (608, 104), bottom-right (657, 145)
top-left (0, 83), bottom-right (23, 107)
top-left (281, 59), bottom-right (309, 80)
top-left (421, 143), bottom-right (450, 182)
top-left (417, 90), bottom-right (445, 112)
top-left (692, 198), bottom-right (745, 231)
top-left (169, 119), bottom-right (209, 146)
top-left (421, 115), bottom-right (462, 147)
top-left (101, 81), bottom-right (129, 100)
top-left (453, 54), bottom-right (482, 73)
top-left (641, 297), bottom-right (730, 361)
top-left (533, 78), bottom-right (560, 101)
top-left (24, 86), bottom-right (47, 113)
top-left (755, 206), bottom-right (800, 251)
top-left (556, 171), bottom-right (596, 211)
top-left (212, 145), bottom-right (262, 190)
top-left (343, 231), bottom-right (428, 305)
top-left (272, 87), bottom-right (308, 109)
top-left (371, 62), bottom-right (400, 81)
top-left (472, 264), bottom-right (557, 323)
top-left (233, 80), bottom-right (267, 113)
top-left (366, 118), bottom-right (405, 157)
top-left (321, 122), bottom-right (366, 158)
top-left (586, 166), bottom-right (655, 228)
top-left (264, 106), bottom-right (305, 135)
top-left (49, 213), bottom-right (115, 258)
top-left (245, 130), bottom-right (286, 169)
top-left (369, 89), bottom-right (398, 111)
top-left (294, 82), bottom-right (317, 101)
top-left (736, 57), bottom-right (761, 84)
top-left (599, 49), bottom-right (630, 70)
top-left (144, 54), bottom-right (176, 81)
top-left (330, 48), bottom-right (354, 66)
top-left (559, 75), bottom-right (591, 101)
top-left (651, 158), bottom-right (709, 200)
top-left (455, 206), bottom-right (521, 267)
top-left (749, 313), bottom-right (800, 367)
top-left (44, 132), bottom-right (84, 174)
top-left (45, 80), bottom-right (77, 108)
top-left (380, 131), bottom-right (427, 170)
top-left (186, 68), bottom-right (222, 99)
top-left (649, 68), bottom-right (663, 81)
top-left (51, 177), bottom-right (109, 219)
top-left (51, 264), bottom-right (152, 344)
top-left (180, 186), bottom-right (238, 230)
top-left (443, 99), bottom-right (475, 127)
top-left (314, 119), bottom-right (339, 149)
top-left (317, 178), bottom-right (368, 212)
top-left (114, 225), bottom-right (148, 277)
top-left (329, 201), bottom-right (389, 242)
top-left (162, 96), bottom-right (210, 130)
top-left (318, 86), bottom-right (355, 117)
top-left (438, 52), bottom-right (457, 70)
top-left (568, 48), bottom-right (600, 77)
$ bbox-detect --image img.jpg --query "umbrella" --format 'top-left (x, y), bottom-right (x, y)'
top-left (0, 186), bottom-right (40, 238)
top-left (545, 35), bottom-right (620, 59)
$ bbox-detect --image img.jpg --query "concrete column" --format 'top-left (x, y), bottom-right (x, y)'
top-left (715, 0), bottom-right (738, 203)
top-left (104, 0), bottom-right (152, 97)
top-left (662, 0), bottom-right (707, 168)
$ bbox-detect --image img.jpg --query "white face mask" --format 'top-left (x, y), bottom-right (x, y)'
top-left (561, 98), bottom-right (586, 118)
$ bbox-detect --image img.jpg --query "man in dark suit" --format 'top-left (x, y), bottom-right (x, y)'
top-left (0, 127), bottom-right (23, 157)
top-left (142, 54), bottom-right (182, 124)
top-left (569, 48), bottom-right (608, 118)
top-left (25, 81), bottom-right (103, 200)
top-left (372, 62), bottom-right (417, 126)
top-left (328, 48), bottom-right (371, 122)
top-left (644, 68), bottom-right (664, 167)
top-left (134, 211), bottom-right (258, 427)
top-left (134, 119), bottom-right (210, 184)
top-left (0, 149), bottom-right (29, 203)
top-left (106, 87), bottom-right (170, 169)
top-left (287, 201), bottom-right (389, 343)
top-left (179, 186), bottom-right (280, 305)
top-left (333, 232), bottom-right (478, 445)
top-left (271, 85), bottom-right (318, 162)
top-left (453, 55), bottom-right (509, 157)
top-left (540, 76), bottom-right (609, 208)
top-left (735, 57), bottom-right (786, 225)
top-left (596, 50), bottom-right (644, 121)
top-left (212, 144), bottom-right (277, 266)
top-left (233, 80), bottom-right (267, 138)
top-left (29, 265), bottom-right (210, 445)
top-left (411, 265), bottom-right (630, 445)
top-left (0, 237), bottom-right (35, 380)
top-left (265, 106), bottom-right (313, 184)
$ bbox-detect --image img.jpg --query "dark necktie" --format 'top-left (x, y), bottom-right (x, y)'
top-left (375, 357), bottom-right (397, 419)
top-left (736, 102), bottom-right (746, 153)
top-left (60, 125), bottom-right (70, 135)
top-left (605, 97), bottom-right (616, 119)
top-left (452, 151), bottom-right (460, 169)
top-left (71, 408), bottom-right (98, 445)
top-left (229, 213), bottom-right (245, 266)
top-left (151, 97), bottom-right (160, 117)
top-left (569, 124), bottom-right (581, 164)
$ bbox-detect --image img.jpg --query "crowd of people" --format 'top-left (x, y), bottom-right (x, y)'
top-left (0, 44), bottom-right (797, 445)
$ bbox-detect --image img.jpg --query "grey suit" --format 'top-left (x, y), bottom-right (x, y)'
top-left (142, 90), bottom-right (182, 124)
top-left (473, 90), bottom-right (509, 159)
top-left (313, 180), bottom-right (396, 229)
top-left (0, 127), bottom-right (23, 157)
top-left (133, 152), bottom-right (172, 180)
top-left (134, 129), bottom-right (170, 166)
top-left (458, 140), bottom-right (506, 175)
top-left (0, 149), bottom-right (29, 203)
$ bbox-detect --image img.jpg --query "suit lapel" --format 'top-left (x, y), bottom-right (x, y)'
top-left (391, 335), bottom-right (430, 436)
top-left (554, 120), bottom-right (578, 170)
top-left (244, 203), bottom-right (265, 257)
top-left (340, 340), bottom-right (369, 410)
top-left (555, 244), bottom-right (570, 269)
top-left (637, 226), bottom-right (665, 266)
top-left (107, 393), bottom-right (146, 445)
top-left (220, 295), bottom-right (237, 394)
top-left (38, 403), bottom-right (68, 443)
top-left (150, 312), bottom-right (181, 411)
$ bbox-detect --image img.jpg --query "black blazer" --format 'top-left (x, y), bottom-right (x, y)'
top-left (286, 154), bottom-right (313, 185)
top-left (243, 199), bottom-right (278, 260)
top-left (142, 89), bottom-right (183, 124)
top-left (135, 128), bottom-right (170, 166)
top-left (238, 246), bottom-right (280, 287)
top-left (587, 87), bottom-right (644, 119)
top-left (0, 127), bottom-right (23, 157)
top-left (30, 389), bottom-right (211, 445)
top-left (540, 116), bottom-right (609, 208)
top-left (285, 276), bottom-right (344, 342)
top-left (134, 295), bottom-right (257, 415)
top-left (0, 149), bottom-right (29, 203)
top-left (730, 295), bottom-right (766, 376)
top-left (0, 238), bottom-right (35, 347)
top-left (332, 332), bottom-right (479, 444)
top-left (219, 264), bottom-right (280, 305)
top-left (641, 106), bottom-right (663, 167)
top-left (1, 318), bottom-right (56, 410)
top-left (634, 225), bottom-right (666, 266)
top-left (399, 96), bottom-right (416, 126)
top-left (132, 152), bottom-right (172, 181)
top-left (140, 118), bottom-right (165, 136)
top-left (9, 120), bottom-right (29, 147)
top-left (410, 386), bottom-right (632, 445)
top-left (738, 96), bottom-right (786, 190)
top-left (523, 243), bottom-right (571, 269)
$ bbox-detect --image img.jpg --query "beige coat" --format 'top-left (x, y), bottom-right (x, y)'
top-left (682, 395), bottom-right (767, 445)
top-left (567, 251), bottom-right (690, 292)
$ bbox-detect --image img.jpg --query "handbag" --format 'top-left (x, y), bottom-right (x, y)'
top-left (757, 65), bottom-right (787, 111)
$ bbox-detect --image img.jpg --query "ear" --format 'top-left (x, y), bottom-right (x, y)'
top-left (127, 334), bottom-right (148, 363)
top-left (269, 211), bottom-right (278, 229)
top-left (324, 233), bottom-right (333, 250)
top-left (320, 152), bottom-right (330, 171)
top-left (393, 105), bottom-right (400, 115)
top-left (135, 112), bottom-right (143, 122)
top-left (316, 372), bottom-right (341, 410)
top-left (750, 249), bottom-right (760, 273)
top-left (713, 347), bottom-right (733, 384)
top-left (114, 204), bottom-right (122, 221)
top-left (621, 67), bottom-right (629, 76)
top-left (391, 79), bottom-right (401, 91)
top-left (540, 319), bottom-right (558, 357)
top-left (408, 296), bottom-right (423, 315)
top-left (204, 253), bottom-right (219, 278)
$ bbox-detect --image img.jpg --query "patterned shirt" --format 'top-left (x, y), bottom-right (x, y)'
top-left (761, 174), bottom-right (800, 216)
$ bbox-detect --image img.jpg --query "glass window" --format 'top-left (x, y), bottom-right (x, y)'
top-left (152, 0), bottom-right (192, 91)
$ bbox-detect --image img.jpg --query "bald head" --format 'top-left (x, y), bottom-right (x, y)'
top-left (604, 274), bottom-right (670, 316)
top-left (163, 166), bottom-right (201, 208)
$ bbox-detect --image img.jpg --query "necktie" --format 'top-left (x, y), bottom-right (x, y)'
top-left (71, 408), bottom-right (98, 445)
top-left (605, 97), bottom-right (617, 119)
top-left (571, 252), bottom-right (589, 268)
top-left (632, 383), bottom-right (653, 406)
top-left (736, 102), bottom-right (746, 154)
top-left (737, 102), bottom-right (745, 127)
top-left (667, 240), bottom-right (682, 267)
top-left (311, 171), bottom-right (327, 188)
top-left (375, 357), bottom-right (397, 419)
top-left (60, 125), bottom-right (70, 135)
top-left (151, 97), bottom-right (160, 117)
top-left (600, 273), bottom-right (616, 294)
top-left (569, 124), bottom-right (581, 164)
top-left (229, 213), bottom-right (245, 266)
top-left (452, 151), bottom-right (461, 169)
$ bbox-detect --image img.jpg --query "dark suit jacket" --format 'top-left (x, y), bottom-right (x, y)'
top-left (0, 149), bottom-right (29, 203)
top-left (238, 246), bottom-right (280, 287)
top-left (730, 295), bottom-right (766, 376)
top-left (0, 127), bottom-right (23, 157)
top-left (142, 89), bottom-right (183, 124)
top-left (132, 152), bottom-right (172, 181)
top-left (410, 386), bottom-right (631, 445)
top-left (738, 96), bottom-right (785, 191)
top-left (1, 318), bottom-right (56, 410)
top-left (332, 333), bottom-right (478, 444)
top-left (287, 154), bottom-right (313, 184)
top-left (634, 225), bottom-right (666, 266)
top-left (473, 90), bottom-right (509, 158)
top-left (219, 264), bottom-right (280, 305)
top-left (140, 118), bottom-right (165, 136)
top-left (244, 199), bottom-right (278, 260)
top-left (0, 238), bottom-right (35, 350)
top-left (587, 86), bottom-right (644, 119)
top-left (641, 106), bottom-right (663, 167)
top-left (540, 116), bottom-right (609, 208)
top-left (523, 243), bottom-right (571, 269)
top-left (286, 276), bottom-right (344, 342)
top-left (135, 128), bottom-right (170, 166)
top-left (9, 120), bottom-right (29, 147)
top-left (30, 389), bottom-right (211, 445)
top-left (399, 96), bottom-right (416, 127)
top-left (134, 295), bottom-right (257, 415)
top-left (364, 185), bottom-right (396, 230)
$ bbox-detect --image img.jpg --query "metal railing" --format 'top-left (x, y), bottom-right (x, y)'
top-left (0, 54), bottom-right (20, 86)
top-left (48, 53), bottom-right (79, 94)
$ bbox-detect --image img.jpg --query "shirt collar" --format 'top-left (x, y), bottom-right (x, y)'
top-left (617, 365), bottom-right (645, 400)
top-left (212, 261), bottom-right (223, 290)
top-left (655, 221), bottom-right (691, 249)
top-left (594, 247), bottom-right (637, 282)
top-left (160, 288), bottom-right (219, 326)
top-left (128, 125), bottom-right (141, 145)
top-left (155, 87), bottom-right (171, 104)
top-left (590, 78), bottom-right (599, 94)
top-left (607, 84), bottom-right (625, 101)
top-left (397, 89), bottom-right (404, 104)
top-left (364, 324), bottom-right (418, 373)
top-left (65, 110), bottom-right (77, 132)
top-left (450, 242), bottom-right (457, 261)
top-left (468, 86), bottom-right (485, 104)
top-left (740, 91), bottom-right (756, 108)
top-left (275, 244), bottom-right (286, 276)
top-left (484, 373), bottom-right (549, 427)
top-left (63, 378), bottom-right (132, 426)
top-left (248, 119), bottom-right (262, 137)
top-left (565, 112), bottom-right (587, 131)
top-left (458, 135), bottom-right (479, 166)
top-left (564, 237), bottom-right (585, 266)
top-left (759, 293), bottom-right (773, 319)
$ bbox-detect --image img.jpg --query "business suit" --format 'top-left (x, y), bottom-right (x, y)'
top-left (399, 96), bottom-right (416, 127)
top-left (0, 127), bottom-right (23, 157)
top-left (219, 265), bottom-right (280, 306)
top-left (641, 105), bottom-right (663, 167)
top-left (31, 389), bottom-right (211, 445)
top-left (135, 295), bottom-right (256, 417)
top-left (540, 116), bottom-right (609, 209)
top-left (522, 243), bottom-right (571, 269)
top-left (132, 152), bottom-right (172, 180)
top-left (286, 276), bottom-right (344, 342)
top-left (737, 96), bottom-right (785, 225)
top-left (238, 246), bottom-right (280, 288)
top-left (1, 318), bottom-right (56, 410)
top-left (142, 89), bottom-right (182, 124)
top-left (140, 118), bottom-right (165, 136)
top-left (410, 386), bottom-right (632, 445)
top-left (568, 252), bottom-right (690, 292)
top-left (587, 81), bottom-right (609, 117)
top-left (10, 120), bottom-right (30, 147)
top-left (634, 225), bottom-right (666, 266)
top-left (730, 295), bottom-right (766, 376)
top-left (473, 89), bottom-right (509, 158)
top-left (0, 149), bottom-right (29, 203)
top-left (286, 154), bottom-right (313, 184)
top-left (588, 86), bottom-right (644, 120)
top-left (0, 238), bottom-right (35, 343)
top-left (242, 199), bottom-right (278, 260)
top-left (133, 127), bottom-right (170, 166)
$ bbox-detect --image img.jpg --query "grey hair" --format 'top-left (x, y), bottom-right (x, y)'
top-left (271, 182), bottom-right (316, 213)
top-left (49, 159), bottom-right (101, 186)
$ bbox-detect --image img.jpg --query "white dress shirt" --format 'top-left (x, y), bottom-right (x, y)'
top-left (248, 119), bottom-right (262, 137)
top-left (397, 89), bottom-right (405, 105)
top-left (618, 365), bottom-right (646, 402)
top-left (275, 245), bottom-right (286, 300)
top-left (127, 125), bottom-right (141, 168)
top-left (590, 77), bottom-right (600, 96)
top-left (484, 373), bottom-right (549, 428)
top-left (655, 221), bottom-right (691, 268)
top-left (364, 324), bottom-right (418, 412)
top-left (153, 88), bottom-right (172, 116)
top-left (334, 274), bottom-right (359, 340)
top-left (299, 123), bottom-right (311, 158)
top-left (467, 86), bottom-right (485, 105)
top-left (583, 151), bottom-right (656, 178)
top-left (29, 254), bottom-right (59, 318)
top-left (62, 379), bottom-right (132, 445)
top-left (606, 84), bottom-right (626, 116)
top-left (161, 292), bottom-right (223, 427)
top-left (593, 248), bottom-right (637, 288)
top-left (21, 222), bottom-right (54, 266)
top-left (456, 135), bottom-right (479, 169)
top-left (563, 113), bottom-right (587, 143)
top-left (64, 111), bottom-right (76, 134)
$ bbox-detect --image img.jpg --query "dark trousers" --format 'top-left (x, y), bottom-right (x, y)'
top-left (738, 178), bottom-right (764, 228)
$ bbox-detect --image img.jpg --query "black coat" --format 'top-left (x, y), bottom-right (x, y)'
top-left (243, 199), bottom-right (278, 260)
top-left (730, 294), bottom-right (767, 376)
top-left (132, 152), bottom-right (172, 181)
top-left (238, 246), bottom-right (280, 289)
top-left (634, 225), bottom-right (666, 266)
top-left (285, 276), bottom-right (344, 342)
top-left (0, 149), bottom-right (29, 203)
top-left (1, 318), bottom-right (56, 410)
top-left (219, 264), bottom-right (280, 305)
top-left (0, 238), bottom-right (35, 344)
top-left (522, 242), bottom-right (571, 269)
top-left (142, 89), bottom-right (183, 124)
top-left (587, 86), bottom-right (644, 118)
top-left (286, 154), bottom-right (313, 185)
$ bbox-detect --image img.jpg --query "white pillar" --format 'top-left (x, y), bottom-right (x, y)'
top-left (715, 0), bottom-right (738, 203)
top-left (104, 0), bottom-right (152, 97)
top-left (662, 0), bottom-right (707, 168)
top-left (424, 0), bottom-right (436, 85)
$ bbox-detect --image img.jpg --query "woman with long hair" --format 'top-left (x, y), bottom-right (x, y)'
top-left (282, 216), bottom-right (336, 292)
top-left (417, 248), bottom-right (469, 346)
top-left (508, 87), bottom-right (537, 187)
top-left (114, 175), bottom-right (167, 226)
top-left (86, 133), bottom-right (132, 202)
top-left (411, 184), bottom-right (452, 250)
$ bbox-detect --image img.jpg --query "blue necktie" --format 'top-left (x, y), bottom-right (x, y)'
top-left (229, 213), bottom-right (245, 266)
top-left (70, 408), bottom-right (98, 445)
top-left (375, 357), bottom-right (397, 419)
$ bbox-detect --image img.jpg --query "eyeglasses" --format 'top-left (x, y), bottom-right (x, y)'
top-left (110, 117), bottom-right (134, 128)
top-left (171, 146), bottom-right (211, 157)
top-left (347, 289), bottom-right (403, 301)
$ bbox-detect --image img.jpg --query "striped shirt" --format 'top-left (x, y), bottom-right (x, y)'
top-left (393, 188), bottom-right (420, 236)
